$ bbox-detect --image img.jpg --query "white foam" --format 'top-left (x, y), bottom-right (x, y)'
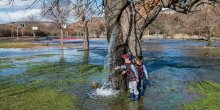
top-left (88, 83), bottom-right (118, 98)
top-left (96, 87), bottom-right (118, 96)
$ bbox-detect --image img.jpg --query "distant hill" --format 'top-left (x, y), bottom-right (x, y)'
top-left (145, 4), bottom-right (220, 38)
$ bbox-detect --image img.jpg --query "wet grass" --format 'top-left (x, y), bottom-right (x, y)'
top-left (0, 58), bottom-right (12, 64)
top-left (0, 88), bottom-right (78, 110)
top-left (0, 39), bottom-right (81, 48)
top-left (0, 62), bottom-right (103, 110)
top-left (183, 81), bottom-right (220, 110)
top-left (15, 54), bottom-right (58, 61)
top-left (0, 64), bottom-right (15, 69)
top-left (0, 58), bottom-right (15, 69)
top-left (34, 54), bottom-right (58, 57)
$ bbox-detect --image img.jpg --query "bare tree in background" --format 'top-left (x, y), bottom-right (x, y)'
top-left (26, 15), bottom-right (40, 38)
top-left (42, 0), bottom-right (73, 45)
top-left (74, 0), bottom-right (89, 50)
top-left (89, 19), bottom-right (105, 38)
top-left (73, 0), bottom-right (103, 51)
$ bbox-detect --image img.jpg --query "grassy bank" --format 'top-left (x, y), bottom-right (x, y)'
top-left (183, 81), bottom-right (220, 110)
top-left (0, 39), bottom-right (45, 48)
top-left (15, 54), bottom-right (58, 61)
top-left (0, 62), bottom-right (103, 110)
top-left (0, 39), bottom-right (81, 48)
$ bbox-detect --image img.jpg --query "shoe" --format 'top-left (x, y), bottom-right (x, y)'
top-left (130, 93), bottom-right (134, 101)
top-left (133, 94), bottom-right (139, 101)
top-left (140, 89), bottom-right (145, 96)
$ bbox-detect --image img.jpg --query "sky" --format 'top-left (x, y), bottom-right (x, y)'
top-left (0, 0), bottom-right (46, 24)
top-left (0, 0), bottom-right (78, 24)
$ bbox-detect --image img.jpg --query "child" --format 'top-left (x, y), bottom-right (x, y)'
top-left (115, 53), bottom-right (139, 101)
top-left (135, 56), bottom-right (149, 98)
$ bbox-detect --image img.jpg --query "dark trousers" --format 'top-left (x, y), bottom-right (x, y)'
top-left (137, 78), bottom-right (146, 96)
top-left (138, 78), bottom-right (151, 97)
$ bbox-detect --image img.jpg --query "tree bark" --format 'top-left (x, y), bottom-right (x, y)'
top-left (105, 0), bottom-right (161, 90)
top-left (60, 28), bottom-right (64, 45)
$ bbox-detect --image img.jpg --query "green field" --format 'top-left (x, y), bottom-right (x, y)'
top-left (183, 81), bottom-right (220, 110)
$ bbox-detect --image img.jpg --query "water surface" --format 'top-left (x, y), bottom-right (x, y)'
top-left (0, 39), bottom-right (220, 110)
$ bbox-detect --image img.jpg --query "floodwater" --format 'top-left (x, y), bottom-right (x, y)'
top-left (0, 39), bottom-right (220, 110)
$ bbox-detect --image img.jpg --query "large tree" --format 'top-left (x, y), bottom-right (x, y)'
top-left (104, 0), bottom-right (220, 90)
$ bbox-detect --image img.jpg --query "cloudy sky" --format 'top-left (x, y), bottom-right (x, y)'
top-left (0, 0), bottom-right (103, 24)
top-left (0, 0), bottom-right (45, 24)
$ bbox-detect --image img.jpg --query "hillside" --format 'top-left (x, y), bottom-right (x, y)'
top-left (145, 5), bottom-right (220, 39)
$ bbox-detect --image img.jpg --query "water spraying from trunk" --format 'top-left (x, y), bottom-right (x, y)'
top-left (89, 26), bottom-right (120, 98)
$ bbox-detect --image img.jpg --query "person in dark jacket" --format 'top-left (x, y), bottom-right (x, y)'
top-left (135, 56), bottom-right (149, 98)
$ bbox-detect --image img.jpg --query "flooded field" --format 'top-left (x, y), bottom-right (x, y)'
top-left (0, 39), bottom-right (220, 110)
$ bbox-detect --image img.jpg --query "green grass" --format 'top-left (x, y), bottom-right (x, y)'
top-left (183, 81), bottom-right (220, 110)
top-left (0, 58), bottom-right (12, 64)
top-left (15, 57), bottom-right (27, 61)
top-left (0, 64), bottom-right (15, 69)
top-left (0, 62), bottom-right (103, 110)
top-left (0, 88), bottom-right (78, 110)
top-left (0, 42), bottom-right (41, 48)
top-left (0, 39), bottom-right (83, 48)
top-left (0, 40), bottom-right (45, 48)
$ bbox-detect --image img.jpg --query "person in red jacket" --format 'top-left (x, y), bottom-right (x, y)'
top-left (115, 53), bottom-right (139, 101)
top-left (135, 56), bottom-right (149, 98)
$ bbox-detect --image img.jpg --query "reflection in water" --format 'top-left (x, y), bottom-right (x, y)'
top-left (59, 47), bottom-right (65, 63)
top-left (128, 100), bottom-right (145, 110)
top-left (207, 41), bottom-right (211, 46)
top-left (83, 51), bottom-right (89, 64)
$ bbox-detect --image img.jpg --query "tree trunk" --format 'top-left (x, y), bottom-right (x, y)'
top-left (83, 21), bottom-right (89, 51)
top-left (83, 50), bottom-right (89, 64)
top-left (104, 0), bottom-right (161, 91)
top-left (108, 24), bottom-right (128, 90)
top-left (60, 28), bottom-right (64, 45)
top-left (59, 47), bottom-right (65, 63)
